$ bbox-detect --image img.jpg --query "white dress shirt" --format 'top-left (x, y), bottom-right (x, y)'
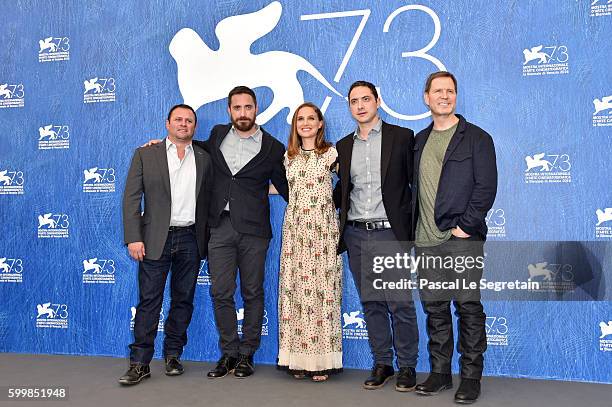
top-left (166, 138), bottom-right (197, 226)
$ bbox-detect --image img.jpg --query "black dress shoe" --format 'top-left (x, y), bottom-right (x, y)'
top-left (118, 364), bottom-right (151, 385)
top-left (165, 356), bottom-right (184, 376)
top-left (234, 354), bottom-right (254, 378)
top-left (207, 354), bottom-right (238, 378)
top-left (363, 364), bottom-right (394, 389)
top-left (395, 367), bottom-right (416, 392)
top-left (454, 378), bottom-right (480, 404)
top-left (415, 372), bottom-right (453, 395)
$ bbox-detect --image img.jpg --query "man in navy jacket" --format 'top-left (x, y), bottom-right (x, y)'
top-left (412, 72), bottom-right (497, 404)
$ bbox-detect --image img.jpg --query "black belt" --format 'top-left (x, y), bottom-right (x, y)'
top-left (168, 224), bottom-right (195, 232)
top-left (348, 220), bottom-right (392, 230)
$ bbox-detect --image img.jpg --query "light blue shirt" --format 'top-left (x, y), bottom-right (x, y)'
top-left (348, 119), bottom-right (388, 221)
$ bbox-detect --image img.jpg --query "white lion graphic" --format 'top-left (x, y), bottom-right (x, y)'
top-left (527, 262), bottom-right (553, 281)
top-left (525, 153), bottom-right (552, 172)
top-left (596, 208), bottom-right (612, 226)
top-left (37, 303), bottom-right (55, 318)
top-left (593, 96), bottom-right (612, 115)
top-left (600, 321), bottom-right (612, 339)
top-left (342, 310), bottom-right (366, 328)
top-left (39, 37), bottom-right (57, 53)
top-left (170, 1), bottom-right (341, 124)
top-left (523, 45), bottom-right (548, 65)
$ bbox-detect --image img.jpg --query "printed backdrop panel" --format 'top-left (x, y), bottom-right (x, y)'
top-left (0, 0), bottom-right (611, 383)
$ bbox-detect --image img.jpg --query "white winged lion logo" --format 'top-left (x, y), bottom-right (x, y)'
top-left (170, 1), bottom-right (341, 124)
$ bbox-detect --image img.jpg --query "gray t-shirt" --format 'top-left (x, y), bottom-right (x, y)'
top-left (415, 123), bottom-right (458, 247)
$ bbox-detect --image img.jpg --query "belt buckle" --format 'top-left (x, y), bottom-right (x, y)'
top-left (365, 221), bottom-right (375, 231)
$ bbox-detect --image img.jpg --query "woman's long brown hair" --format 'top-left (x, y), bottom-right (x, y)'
top-left (286, 102), bottom-right (331, 159)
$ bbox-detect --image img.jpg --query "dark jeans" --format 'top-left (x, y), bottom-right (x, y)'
top-left (343, 225), bottom-right (419, 368)
top-left (130, 227), bottom-right (200, 365)
top-left (417, 235), bottom-right (487, 379)
top-left (208, 213), bottom-right (270, 357)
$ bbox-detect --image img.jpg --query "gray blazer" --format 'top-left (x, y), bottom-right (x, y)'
top-left (122, 140), bottom-right (213, 260)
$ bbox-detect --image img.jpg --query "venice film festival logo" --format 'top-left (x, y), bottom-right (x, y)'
top-left (0, 82), bottom-right (24, 108)
top-left (526, 261), bottom-right (576, 292)
top-left (0, 257), bottom-right (23, 284)
top-left (342, 310), bottom-right (368, 340)
top-left (591, 0), bottom-right (612, 17)
top-left (592, 95), bottom-right (612, 127)
top-left (82, 167), bottom-right (116, 193)
top-left (485, 316), bottom-right (508, 346)
top-left (236, 308), bottom-right (269, 336)
top-left (35, 302), bottom-right (68, 329)
top-left (83, 77), bottom-right (115, 104)
top-left (523, 153), bottom-right (572, 184)
top-left (130, 306), bottom-right (165, 332)
top-left (196, 259), bottom-right (210, 286)
top-left (38, 124), bottom-right (70, 150)
top-left (37, 213), bottom-right (69, 238)
top-left (485, 208), bottom-right (506, 238)
top-left (170, 2), bottom-right (450, 123)
top-left (600, 320), bottom-right (612, 352)
top-left (38, 36), bottom-right (70, 62)
top-left (0, 170), bottom-right (24, 195)
top-left (522, 44), bottom-right (569, 77)
top-left (82, 258), bottom-right (116, 284)
top-left (595, 207), bottom-right (612, 238)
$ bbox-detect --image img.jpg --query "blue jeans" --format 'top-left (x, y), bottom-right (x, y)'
top-left (129, 227), bottom-right (200, 364)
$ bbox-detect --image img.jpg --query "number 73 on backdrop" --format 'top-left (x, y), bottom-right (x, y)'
top-left (301, 4), bottom-right (446, 121)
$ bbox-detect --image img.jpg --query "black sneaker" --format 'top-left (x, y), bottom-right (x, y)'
top-left (207, 354), bottom-right (238, 378)
top-left (395, 367), bottom-right (416, 392)
top-left (233, 354), bottom-right (255, 378)
top-left (165, 356), bottom-right (184, 376)
top-left (118, 364), bottom-right (151, 385)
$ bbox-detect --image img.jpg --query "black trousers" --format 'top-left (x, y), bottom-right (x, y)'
top-left (130, 227), bottom-right (200, 364)
top-left (344, 225), bottom-right (419, 368)
top-left (417, 236), bottom-right (487, 379)
top-left (208, 213), bottom-right (270, 357)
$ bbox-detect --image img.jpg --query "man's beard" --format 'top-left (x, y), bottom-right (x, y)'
top-left (231, 116), bottom-right (256, 132)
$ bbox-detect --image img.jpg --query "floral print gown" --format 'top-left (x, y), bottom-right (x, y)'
top-left (277, 147), bottom-right (343, 375)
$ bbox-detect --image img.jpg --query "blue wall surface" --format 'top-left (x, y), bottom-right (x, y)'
top-left (1, 0), bottom-right (611, 383)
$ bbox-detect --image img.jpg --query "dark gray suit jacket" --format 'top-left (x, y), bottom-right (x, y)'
top-left (122, 139), bottom-right (213, 260)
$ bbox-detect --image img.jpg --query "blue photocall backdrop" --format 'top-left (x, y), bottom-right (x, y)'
top-left (1, 0), bottom-right (611, 383)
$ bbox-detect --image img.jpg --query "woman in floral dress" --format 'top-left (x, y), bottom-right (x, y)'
top-left (277, 102), bottom-right (343, 382)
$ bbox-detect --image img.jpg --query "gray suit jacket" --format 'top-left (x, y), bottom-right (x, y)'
top-left (122, 139), bottom-right (213, 260)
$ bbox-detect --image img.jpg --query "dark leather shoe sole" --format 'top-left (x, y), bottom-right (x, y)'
top-left (395, 383), bottom-right (416, 392)
top-left (118, 372), bottom-right (151, 385)
top-left (207, 368), bottom-right (234, 379)
top-left (234, 370), bottom-right (254, 378)
top-left (363, 374), bottom-right (394, 390)
top-left (454, 396), bottom-right (478, 404)
top-left (415, 382), bottom-right (453, 396)
top-left (165, 368), bottom-right (184, 376)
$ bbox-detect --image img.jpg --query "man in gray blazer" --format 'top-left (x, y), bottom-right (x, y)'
top-left (119, 104), bottom-right (213, 385)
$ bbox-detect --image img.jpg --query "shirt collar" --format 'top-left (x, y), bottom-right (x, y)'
top-left (353, 119), bottom-right (382, 140)
top-left (165, 137), bottom-right (193, 151)
top-left (231, 125), bottom-right (262, 143)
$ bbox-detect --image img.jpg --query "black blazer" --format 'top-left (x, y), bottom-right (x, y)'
top-left (123, 140), bottom-right (213, 259)
top-left (333, 121), bottom-right (414, 253)
top-left (193, 124), bottom-right (289, 239)
top-left (411, 114), bottom-right (497, 240)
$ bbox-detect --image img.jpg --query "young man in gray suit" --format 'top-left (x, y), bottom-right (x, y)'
top-left (120, 104), bottom-right (213, 385)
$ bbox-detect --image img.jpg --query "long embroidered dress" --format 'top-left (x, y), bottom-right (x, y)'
top-left (277, 147), bottom-right (343, 375)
